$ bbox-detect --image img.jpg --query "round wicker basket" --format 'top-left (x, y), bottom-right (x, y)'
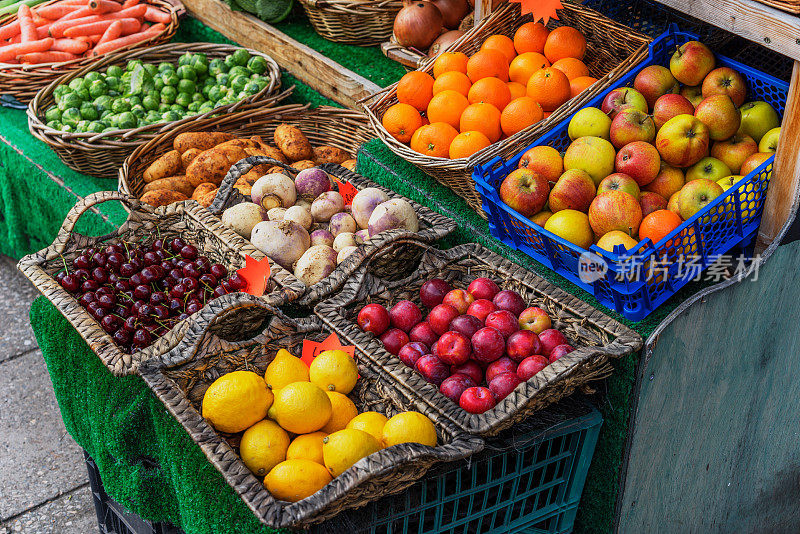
top-left (298, 0), bottom-right (403, 46)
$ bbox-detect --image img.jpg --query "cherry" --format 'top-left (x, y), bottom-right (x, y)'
top-left (182, 263), bottom-right (201, 279)
top-left (55, 271), bottom-right (67, 283)
top-left (97, 294), bottom-right (115, 309)
top-left (113, 329), bottom-right (131, 346)
top-left (137, 304), bottom-right (153, 319)
top-left (91, 267), bottom-right (108, 284)
top-left (182, 277), bottom-right (199, 292)
top-left (92, 252), bottom-right (107, 267)
top-left (81, 279), bottom-right (100, 292)
top-left (101, 314), bottom-right (120, 331)
top-left (168, 269), bottom-right (183, 282)
top-left (160, 260), bottom-right (172, 272)
top-left (60, 274), bottom-right (79, 293)
top-left (152, 239), bottom-right (165, 250)
top-left (132, 328), bottom-right (151, 348)
top-left (210, 264), bottom-right (228, 279)
top-left (96, 287), bottom-right (112, 296)
top-left (170, 238), bottom-right (186, 252)
top-left (119, 263), bottom-right (137, 277)
top-left (228, 273), bottom-right (245, 290)
top-left (133, 285), bottom-right (151, 301)
top-left (114, 281), bottom-right (130, 293)
top-left (180, 245), bottom-right (198, 260)
top-left (198, 273), bottom-right (217, 288)
top-left (74, 255), bottom-right (90, 270)
top-left (74, 268), bottom-right (90, 282)
top-left (196, 257), bottom-right (211, 272)
top-left (129, 273), bottom-right (142, 287)
top-left (78, 293), bottom-right (96, 307)
top-left (168, 298), bottom-right (183, 314)
top-left (212, 286), bottom-right (227, 299)
top-left (169, 284), bottom-right (186, 298)
top-left (177, 313), bottom-right (189, 321)
top-left (123, 316), bottom-right (138, 332)
top-left (107, 253), bottom-right (124, 271)
top-left (143, 251), bottom-right (160, 266)
top-left (186, 301), bottom-right (202, 314)
top-left (149, 291), bottom-right (167, 305)
top-left (153, 305), bottom-right (170, 321)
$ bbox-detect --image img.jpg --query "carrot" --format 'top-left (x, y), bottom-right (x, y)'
top-left (95, 18), bottom-right (120, 45)
top-left (51, 37), bottom-right (89, 53)
top-left (121, 0), bottom-right (138, 7)
top-left (90, 27), bottom-right (156, 55)
top-left (105, 4), bottom-right (145, 18)
top-left (19, 50), bottom-right (78, 63)
top-left (18, 5), bottom-right (37, 42)
top-left (35, 23), bottom-right (53, 38)
top-left (0, 21), bottom-right (20, 41)
top-left (35, 4), bottom-right (82, 19)
top-left (47, 14), bottom-right (101, 37)
top-left (63, 17), bottom-right (138, 37)
top-left (0, 37), bottom-right (54, 61)
top-left (88, 0), bottom-right (122, 12)
top-left (60, 0), bottom-right (90, 5)
top-left (10, 34), bottom-right (21, 43)
top-left (143, 6), bottom-right (169, 24)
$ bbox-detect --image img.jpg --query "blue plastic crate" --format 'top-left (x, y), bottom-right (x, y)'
top-left (472, 26), bottom-right (789, 322)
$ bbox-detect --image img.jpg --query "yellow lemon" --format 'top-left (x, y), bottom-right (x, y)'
top-left (202, 371), bottom-right (273, 433)
top-left (544, 209), bottom-right (593, 250)
top-left (322, 429), bottom-right (381, 477)
top-left (240, 420), bottom-right (291, 477)
top-left (267, 400), bottom-right (279, 421)
top-left (346, 412), bottom-right (388, 444)
top-left (272, 382), bottom-right (332, 434)
top-left (309, 350), bottom-right (359, 394)
top-left (264, 459), bottom-right (332, 502)
top-left (596, 230), bottom-right (639, 253)
top-left (382, 412), bottom-right (438, 448)
top-left (321, 391), bottom-right (358, 434)
top-left (286, 432), bottom-right (327, 465)
top-left (264, 349), bottom-right (309, 391)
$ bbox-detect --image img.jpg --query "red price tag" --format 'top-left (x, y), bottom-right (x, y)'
top-left (300, 332), bottom-right (356, 367)
top-left (510, 0), bottom-right (562, 22)
top-left (336, 179), bottom-right (359, 207)
top-left (236, 255), bottom-right (271, 297)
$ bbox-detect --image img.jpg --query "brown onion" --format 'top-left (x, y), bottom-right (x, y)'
top-left (394, 1), bottom-right (444, 50)
top-left (428, 30), bottom-right (464, 57)
top-left (432, 0), bottom-right (469, 29)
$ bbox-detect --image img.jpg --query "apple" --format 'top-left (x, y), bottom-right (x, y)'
top-left (685, 156), bottom-right (731, 182)
top-left (609, 109), bottom-right (656, 148)
top-left (600, 87), bottom-right (648, 119)
top-left (694, 95), bottom-right (740, 141)
top-left (419, 278), bottom-right (451, 308)
top-left (467, 277), bottom-right (500, 301)
top-left (435, 331), bottom-right (471, 365)
top-left (486, 356), bottom-right (518, 383)
top-left (517, 145), bottom-right (564, 183)
top-left (492, 290), bottom-right (526, 316)
top-left (717, 175), bottom-right (742, 190)
top-left (484, 310), bottom-right (519, 338)
top-left (517, 355), bottom-right (549, 380)
top-left (471, 326), bottom-right (506, 363)
top-left (538, 329), bottom-right (569, 357)
top-left (544, 209), bottom-right (594, 249)
top-left (634, 64), bottom-right (679, 108)
top-left (741, 152), bottom-right (772, 175)
top-left (415, 354), bottom-right (450, 386)
top-left (389, 300), bottom-right (423, 332)
top-left (596, 230), bottom-right (639, 252)
top-left (667, 192), bottom-right (681, 216)
top-left (680, 85), bottom-right (703, 107)
top-left (459, 386), bottom-right (496, 413)
top-left (549, 344), bottom-right (575, 363)
top-left (499, 168), bottom-right (550, 218)
top-left (644, 163), bottom-right (684, 199)
top-left (758, 127), bottom-right (780, 152)
top-left (710, 133), bottom-right (758, 174)
top-left (655, 114), bottom-right (710, 167)
top-left (518, 306), bottom-right (551, 334)
top-left (506, 330), bottom-right (542, 362)
top-left (409, 321), bottom-right (438, 348)
top-left (677, 178), bottom-right (725, 219)
top-left (588, 190), bottom-right (643, 237)
top-left (564, 136), bottom-right (617, 186)
top-left (449, 314), bottom-right (483, 339)
top-left (615, 141), bottom-right (661, 186)
top-left (451, 361), bottom-right (483, 385)
top-left (670, 40), bottom-right (715, 86)
top-left (439, 374), bottom-right (477, 403)
top-left (442, 289), bottom-right (475, 315)
top-left (489, 372), bottom-right (522, 401)
top-left (598, 173), bottom-right (641, 199)
top-left (357, 303), bottom-right (390, 336)
top-left (530, 211), bottom-right (552, 227)
top-left (466, 299), bottom-right (497, 322)
top-left (653, 94), bottom-right (695, 130)
top-left (738, 101), bottom-right (780, 143)
top-left (568, 107), bottom-right (612, 140)
top-left (548, 169), bottom-right (597, 213)
top-left (639, 191), bottom-right (668, 217)
top-left (702, 67), bottom-right (747, 107)
top-left (428, 304), bottom-right (460, 335)
top-left (398, 342), bottom-right (429, 368)
top-left (380, 328), bottom-right (409, 355)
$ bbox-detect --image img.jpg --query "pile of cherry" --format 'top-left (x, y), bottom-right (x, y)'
top-left (356, 277), bottom-right (575, 414)
top-left (56, 238), bottom-right (244, 353)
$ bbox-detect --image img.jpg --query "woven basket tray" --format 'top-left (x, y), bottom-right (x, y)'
top-left (298, 0), bottom-right (403, 46)
top-left (27, 42), bottom-right (287, 179)
top-left (0, 0), bottom-right (184, 104)
top-left (752, 0), bottom-right (800, 13)
top-left (315, 240), bottom-right (643, 436)
top-left (363, 1), bottom-right (651, 217)
top-left (139, 297), bottom-right (484, 529)
top-left (16, 191), bottom-right (305, 376)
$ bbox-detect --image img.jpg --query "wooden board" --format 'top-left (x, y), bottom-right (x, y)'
top-left (180, 0), bottom-right (381, 109)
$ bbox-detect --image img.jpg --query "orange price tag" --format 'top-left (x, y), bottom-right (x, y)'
top-left (511, 0), bottom-right (562, 22)
top-left (236, 255), bottom-right (271, 297)
top-left (300, 332), bottom-right (356, 367)
top-left (335, 179), bottom-right (359, 207)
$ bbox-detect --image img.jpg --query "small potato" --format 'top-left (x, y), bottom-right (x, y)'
top-left (341, 159), bottom-right (357, 171)
top-left (143, 175), bottom-right (193, 197)
top-left (192, 183), bottom-right (218, 201)
top-left (173, 132), bottom-right (235, 154)
top-left (291, 160), bottom-right (316, 171)
top-left (143, 150), bottom-right (182, 183)
top-left (181, 148), bottom-right (202, 169)
top-left (141, 190), bottom-right (188, 207)
top-left (274, 124), bottom-right (313, 162)
top-left (195, 189), bottom-right (218, 208)
top-left (217, 138), bottom-right (260, 150)
top-left (313, 146), bottom-right (352, 165)
top-left (186, 145), bottom-right (249, 187)
top-left (267, 165), bottom-right (286, 174)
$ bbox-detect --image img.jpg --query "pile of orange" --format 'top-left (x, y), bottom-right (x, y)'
top-left (381, 23), bottom-right (595, 160)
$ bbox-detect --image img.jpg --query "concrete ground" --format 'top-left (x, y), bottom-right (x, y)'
top-left (0, 255), bottom-right (97, 534)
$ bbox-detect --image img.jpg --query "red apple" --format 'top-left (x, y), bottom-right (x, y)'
top-left (415, 354), bottom-right (450, 386)
top-left (549, 343), bottom-right (575, 363)
top-left (653, 93), bottom-right (695, 130)
top-left (484, 310), bottom-right (519, 338)
top-left (485, 356), bottom-right (518, 383)
top-left (702, 66), bottom-right (747, 107)
top-left (639, 191), bottom-right (668, 217)
top-left (694, 95), bottom-right (740, 141)
top-left (548, 168), bottom-right (597, 213)
top-left (633, 64), bottom-right (679, 108)
top-left (517, 355), bottom-right (549, 380)
top-left (598, 173), bottom-right (641, 199)
top-left (506, 329), bottom-right (542, 362)
top-left (397, 342), bottom-right (428, 368)
top-left (449, 314), bottom-right (483, 339)
top-left (440, 374), bottom-right (477, 403)
top-left (615, 141), bottom-right (661, 187)
top-left (357, 303), bottom-right (390, 336)
top-left (710, 133), bottom-right (758, 174)
top-left (492, 290), bottom-right (526, 316)
top-left (644, 163), bottom-right (685, 199)
top-left (459, 386), bottom-right (496, 413)
top-left (588, 190), bottom-right (643, 237)
top-left (428, 304), bottom-right (460, 335)
top-left (467, 277), bottom-right (500, 300)
top-left (517, 145), bottom-right (564, 183)
top-left (499, 168), bottom-right (550, 218)
top-left (609, 109), bottom-right (656, 149)
top-left (451, 360), bottom-right (483, 385)
top-left (435, 331), bottom-right (471, 365)
top-left (442, 289), bottom-right (475, 315)
top-left (419, 278), bottom-right (451, 308)
top-left (467, 299), bottom-right (497, 322)
top-left (380, 328), bottom-right (409, 355)
top-left (538, 329), bottom-right (569, 357)
top-left (389, 300), bottom-right (423, 332)
top-left (670, 40), bottom-right (715, 86)
top-left (518, 306), bottom-right (551, 334)
top-left (409, 321), bottom-right (438, 348)
top-left (488, 372), bottom-right (522, 401)
top-left (471, 327), bottom-right (506, 363)
top-left (600, 87), bottom-right (648, 119)
top-left (655, 114), bottom-right (710, 168)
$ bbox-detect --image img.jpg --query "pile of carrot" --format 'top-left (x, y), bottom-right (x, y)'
top-left (0, 0), bottom-right (170, 64)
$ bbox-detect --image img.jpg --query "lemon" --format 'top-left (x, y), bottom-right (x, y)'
top-left (264, 349), bottom-right (309, 391)
top-left (346, 411), bottom-right (388, 444)
top-left (286, 431), bottom-right (327, 465)
top-left (321, 391), bottom-right (358, 434)
top-left (322, 429), bottom-right (381, 477)
top-left (264, 459), bottom-right (332, 502)
top-left (240, 419), bottom-right (291, 477)
top-left (267, 401), bottom-right (279, 421)
top-left (309, 350), bottom-right (359, 394)
top-left (272, 382), bottom-right (332, 434)
top-left (202, 371), bottom-right (273, 433)
top-left (597, 230), bottom-right (639, 253)
top-left (382, 412), bottom-right (437, 448)
top-left (544, 209), bottom-right (593, 250)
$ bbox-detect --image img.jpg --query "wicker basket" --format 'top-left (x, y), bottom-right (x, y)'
top-left (139, 297), bottom-right (484, 529)
top-left (315, 241), bottom-right (643, 436)
top-left (27, 42), bottom-right (287, 179)
top-left (752, 0), bottom-right (800, 13)
top-left (0, 0), bottom-right (184, 104)
top-left (363, 1), bottom-right (651, 217)
top-left (16, 191), bottom-right (305, 376)
top-left (298, 0), bottom-right (403, 46)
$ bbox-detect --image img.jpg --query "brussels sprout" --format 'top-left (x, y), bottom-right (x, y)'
top-left (190, 54), bottom-right (209, 76)
top-left (178, 52), bottom-right (193, 66)
top-left (175, 92), bottom-right (192, 108)
top-left (79, 102), bottom-right (98, 121)
top-left (176, 65), bottom-right (197, 81)
top-left (58, 92), bottom-right (82, 111)
top-left (111, 99), bottom-right (131, 114)
top-left (126, 59), bottom-right (144, 72)
top-left (44, 106), bottom-right (62, 123)
top-left (247, 56), bottom-right (268, 75)
top-left (87, 121), bottom-right (105, 133)
top-left (61, 107), bottom-right (81, 127)
top-left (161, 110), bottom-right (180, 122)
top-left (68, 78), bottom-right (84, 91)
top-left (142, 95), bottom-right (159, 111)
top-left (160, 86), bottom-right (177, 104)
top-left (106, 65), bottom-right (123, 78)
top-left (84, 72), bottom-right (101, 83)
top-left (158, 62), bottom-right (175, 73)
top-left (177, 79), bottom-right (196, 95)
top-left (117, 111), bottom-right (137, 129)
top-left (88, 79), bottom-right (108, 98)
top-left (231, 75), bottom-right (249, 92)
top-left (230, 49), bottom-right (251, 66)
top-left (93, 95), bottom-right (112, 112)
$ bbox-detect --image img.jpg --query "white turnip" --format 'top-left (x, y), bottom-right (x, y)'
top-left (354, 229), bottom-right (371, 244)
top-left (333, 232), bottom-right (357, 252)
top-left (267, 207), bottom-right (286, 221)
top-left (221, 203), bottom-right (264, 239)
top-left (284, 205), bottom-right (313, 230)
top-left (251, 173), bottom-right (296, 211)
top-left (368, 199), bottom-right (419, 236)
top-left (311, 191), bottom-right (344, 222)
top-left (351, 188), bottom-right (389, 229)
top-left (294, 245), bottom-right (338, 286)
top-left (251, 220), bottom-right (310, 270)
top-left (337, 245), bottom-right (358, 264)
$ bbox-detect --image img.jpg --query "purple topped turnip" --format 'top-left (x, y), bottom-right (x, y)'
top-left (310, 228), bottom-right (335, 247)
top-left (311, 191), bottom-right (344, 222)
top-left (368, 199), bottom-right (419, 236)
top-left (251, 220), bottom-right (310, 270)
top-left (333, 232), bottom-right (357, 252)
top-left (337, 245), bottom-right (358, 264)
top-left (295, 168), bottom-right (332, 200)
top-left (284, 205), bottom-right (313, 230)
top-left (354, 229), bottom-right (371, 244)
top-left (329, 212), bottom-right (357, 236)
top-left (351, 188), bottom-right (389, 229)
top-left (294, 245), bottom-right (338, 286)
top-left (251, 173), bottom-right (296, 211)
top-left (221, 203), bottom-right (264, 239)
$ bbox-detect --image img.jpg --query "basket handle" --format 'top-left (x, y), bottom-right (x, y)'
top-left (361, 235), bottom-right (435, 279)
top-left (209, 155), bottom-right (300, 216)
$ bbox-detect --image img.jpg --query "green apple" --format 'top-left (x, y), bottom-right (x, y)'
top-left (738, 101), bottom-right (780, 143)
top-left (717, 175), bottom-right (742, 190)
top-left (677, 178), bottom-right (724, 220)
top-left (758, 126), bottom-right (780, 152)
top-left (563, 136), bottom-right (616, 186)
top-left (568, 107), bottom-right (612, 141)
top-left (686, 156), bottom-right (731, 182)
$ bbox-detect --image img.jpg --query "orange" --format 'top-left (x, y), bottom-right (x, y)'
top-left (466, 49), bottom-right (509, 83)
top-left (507, 81), bottom-right (526, 99)
top-left (508, 52), bottom-right (550, 86)
top-left (427, 89), bottom-right (469, 129)
top-left (410, 122), bottom-right (459, 158)
top-left (551, 57), bottom-right (589, 80)
top-left (460, 102), bottom-right (502, 143)
top-left (526, 67), bottom-right (571, 112)
top-left (513, 22), bottom-right (549, 54)
top-left (543, 26), bottom-right (587, 63)
top-left (433, 52), bottom-right (469, 78)
top-left (500, 97), bottom-right (543, 137)
top-left (481, 34), bottom-right (516, 64)
top-left (543, 111), bottom-right (553, 119)
top-left (381, 103), bottom-right (423, 144)
top-left (468, 77), bottom-right (511, 110)
top-left (638, 209), bottom-right (682, 245)
top-left (397, 71), bottom-right (435, 112)
top-left (570, 76), bottom-right (597, 97)
top-left (433, 71), bottom-right (471, 97)
top-left (449, 131), bottom-right (491, 159)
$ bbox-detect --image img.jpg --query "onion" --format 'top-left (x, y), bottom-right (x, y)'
top-left (251, 220), bottom-right (310, 270)
top-left (431, 0), bottom-right (468, 30)
top-left (295, 168), bottom-right (332, 200)
top-left (428, 30), bottom-right (464, 56)
top-left (251, 173), bottom-right (296, 211)
top-left (393, 1), bottom-right (443, 50)
top-left (368, 199), bottom-right (420, 236)
top-left (294, 245), bottom-right (338, 286)
top-left (351, 187), bottom-right (389, 229)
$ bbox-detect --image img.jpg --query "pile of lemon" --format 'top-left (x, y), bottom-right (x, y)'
top-left (201, 348), bottom-right (438, 503)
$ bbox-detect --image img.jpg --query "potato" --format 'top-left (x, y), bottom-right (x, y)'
top-left (181, 148), bottom-right (202, 169)
top-left (141, 190), bottom-right (187, 207)
top-left (142, 175), bottom-right (193, 197)
top-left (143, 150), bottom-right (182, 183)
top-left (217, 138), bottom-right (260, 150)
top-left (341, 159), bottom-right (357, 171)
top-left (186, 145), bottom-right (249, 188)
top-left (192, 183), bottom-right (218, 202)
top-left (274, 124), bottom-right (313, 161)
top-left (173, 132), bottom-right (235, 154)
top-left (196, 189), bottom-right (218, 207)
top-left (291, 160), bottom-right (316, 171)
top-left (234, 172), bottom-right (264, 197)
top-left (267, 165), bottom-right (286, 174)
top-left (313, 146), bottom-right (352, 165)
